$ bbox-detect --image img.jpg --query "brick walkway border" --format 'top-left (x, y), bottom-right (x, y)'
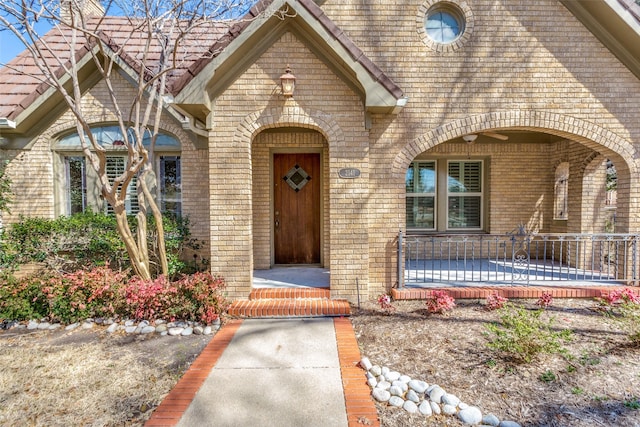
top-left (145, 318), bottom-right (378, 427)
top-left (334, 317), bottom-right (381, 427)
top-left (144, 320), bottom-right (243, 427)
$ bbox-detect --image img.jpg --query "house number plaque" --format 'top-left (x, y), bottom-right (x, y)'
top-left (338, 168), bottom-right (361, 179)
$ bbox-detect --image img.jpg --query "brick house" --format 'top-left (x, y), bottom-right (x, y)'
top-left (1, 0), bottom-right (640, 301)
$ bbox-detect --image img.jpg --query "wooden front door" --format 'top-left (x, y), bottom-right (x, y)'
top-left (274, 153), bottom-right (321, 264)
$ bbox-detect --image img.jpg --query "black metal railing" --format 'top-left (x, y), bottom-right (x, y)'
top-left (398, 231), bottom-right (640, 287)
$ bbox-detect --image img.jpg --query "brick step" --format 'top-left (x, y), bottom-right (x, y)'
top-left (228, 297), bottom-right (351, 318)
top-left (391, 286), bottom-right (637, 301)
top-left (249, 287), bottom-right (331, 300)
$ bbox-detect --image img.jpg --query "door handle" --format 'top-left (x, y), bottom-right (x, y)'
top-left (275, 219), bottom-right (280, 229)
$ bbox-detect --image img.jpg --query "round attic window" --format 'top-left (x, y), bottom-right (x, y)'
top-left (426, 6), bottom-right (464, 43)
top-left (418, 1), bottom-right (473, 52)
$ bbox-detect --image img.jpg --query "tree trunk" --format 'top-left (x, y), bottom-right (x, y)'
top-left (139, 168), bottom-right (169, 277)
top-left (114, 208), bottom-right (151, 280)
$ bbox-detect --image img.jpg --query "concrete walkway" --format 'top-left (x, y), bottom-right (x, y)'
top-left (145, 318), bottom-right (378, 427)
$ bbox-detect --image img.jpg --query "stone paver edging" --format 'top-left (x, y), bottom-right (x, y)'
top-left (3, 318), bottom-right (221, 336)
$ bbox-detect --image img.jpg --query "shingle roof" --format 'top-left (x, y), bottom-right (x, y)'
top-left (619, 0), bottom-right (640, 21)
top-left (0, 16), bottom-right (232, 120)
top-left (0, 0), bottom-right (407, 123)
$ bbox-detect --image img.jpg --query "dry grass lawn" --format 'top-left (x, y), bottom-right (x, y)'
top-left (0, 328), bottom-right (210, 426)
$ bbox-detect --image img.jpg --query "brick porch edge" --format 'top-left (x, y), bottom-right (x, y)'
top-left (145, 318), bottom-right (379, 427)
top-left (391, 285), bottom-right (639, 301)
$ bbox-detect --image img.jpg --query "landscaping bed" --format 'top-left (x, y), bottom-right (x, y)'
top-left (351, 297), bottom-right (640, 427)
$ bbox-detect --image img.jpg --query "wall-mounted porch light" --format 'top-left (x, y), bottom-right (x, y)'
top-left (280, 65), bottom-right (296, 97)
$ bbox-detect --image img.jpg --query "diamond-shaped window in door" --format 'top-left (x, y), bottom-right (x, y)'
top-left (283, 164), bottom-right (311, 192)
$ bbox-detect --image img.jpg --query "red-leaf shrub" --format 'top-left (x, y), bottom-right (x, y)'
top-left (43, 266), bottom-right (128, 323)
top-left (485, 292), bottom-right (508, 311)
top-left (172, 272), bottom-right (229, 324)
top-left (426, 290), bottom-right (456, 314)
top-left (123, 275), bottom-right (178, 321)
top-left (601, 288), bottom-right (640, 306)
top-left (0, 267), bottom-right (229, 325)
top-left (536, 292), bottom-right (554, 309)
top-left (377, 293), bottom-right (396, 314)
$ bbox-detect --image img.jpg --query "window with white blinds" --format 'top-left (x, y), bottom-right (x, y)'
top-left (447, 161), bottom-right (482, 229)
top-left (406, 159), bottom-right (484, 231)
top-left (105, 157), bottom-right (138, 214)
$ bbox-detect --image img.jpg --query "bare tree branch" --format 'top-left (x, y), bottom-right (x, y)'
top-left (0, 0), bottom-right (258, 278)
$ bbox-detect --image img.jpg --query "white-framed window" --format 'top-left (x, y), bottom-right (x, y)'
top-left (425, 5), bottom-right (465, 44)
top-left (406, 161), bottom-right (436, 230)
top-left (554, 162), bottom-right (569, 220)
top-left (447, 160), bottom-right (482, 230)
top-left (159, 156), bottom-right (182, 216)
top-left (406, 159), bottom-right (484, 231)
top-left (417, 0), bottom-right (474, 52)
top-left (56, 126), bottom-right (181, 217)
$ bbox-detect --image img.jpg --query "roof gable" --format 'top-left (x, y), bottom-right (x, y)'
top-left (172, 0), bottom-right (405, 118)
top-left (0, 17), bottom-right (231, 136)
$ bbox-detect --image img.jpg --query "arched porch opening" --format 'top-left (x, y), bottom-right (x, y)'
top-left (393, 111), bottom-right (639, 288)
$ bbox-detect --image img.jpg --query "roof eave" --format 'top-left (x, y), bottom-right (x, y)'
top-left (3, 39), bottom-right (181, 148)
top-left (561, 0), bottom-right (640, 80)
top-left (7, 43), bottom-right (104, 137)
top-left (173, 0), bottom-right (404, 120)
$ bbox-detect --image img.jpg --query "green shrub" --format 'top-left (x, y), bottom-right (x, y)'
top-left (0, 160), bottom-right (12, 215)
top-left (539, 370), bottom-right (556, 383)
top-left (485, 303), bottom-right (573, 363)
top-left (613, 302), bottom-right (640, 345)
top-left (0, 212), bottom-right (126, 271)
top-left (0, 212), bottom-right (205, 277)
top-left (0, 272), bottom-right (48, 321)
top-left (596, 288), bottom-right (640, 345)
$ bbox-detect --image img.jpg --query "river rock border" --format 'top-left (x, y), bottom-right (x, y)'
top-left (1, 318), bottom-right (221, 337)
top-left (360, 357), bottom-right (522, 427)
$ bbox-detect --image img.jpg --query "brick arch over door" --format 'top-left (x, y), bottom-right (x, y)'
top-left (392, 110), bottom-right (638, 232)
top-left (234, 106), bottom-right (344, 145)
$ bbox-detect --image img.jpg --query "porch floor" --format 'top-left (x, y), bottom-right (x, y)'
top-left (404, 259), bottom-right (628, 288)
top-left (253, 267), bottom-right (330, 288)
